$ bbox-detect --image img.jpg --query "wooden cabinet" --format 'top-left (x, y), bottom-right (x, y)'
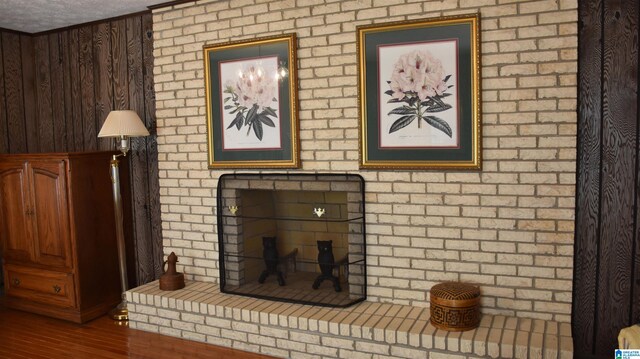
top-left (1, 159), bottom-right (71, 268)
top-left (0, 152), bottom-right (126, 323)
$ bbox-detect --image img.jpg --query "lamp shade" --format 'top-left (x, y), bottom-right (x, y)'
top-left (98, 110), bottom-right (150, 138)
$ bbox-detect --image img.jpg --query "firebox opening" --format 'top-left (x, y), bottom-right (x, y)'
top-left (217, 173), bottom-right (366, 307)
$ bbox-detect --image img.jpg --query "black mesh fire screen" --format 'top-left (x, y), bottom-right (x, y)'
top-left (216, 173), bottom-right (366, 307)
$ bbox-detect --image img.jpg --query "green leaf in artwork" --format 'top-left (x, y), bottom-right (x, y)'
top-left (235, 113), bottom-right (244, 130)
top-left (227, 112), bottom-right (244, 130)
top-left (388, 106), bottom-right (415, 116)
top-left (424, 115), bottom-right (452, 137)
top-left (425, 102), bottom-right (452, 113)
top-left (389, 115), bottom-right (416, 134)
top-left (263, 107), bottom-right (278, 117)
top-left (252, 120), bottom-right (264, 140)
top-left (420, 99), bottom-right (435, 107)
top-left (432, 96), bottom-right (447, 107)
top-left (424, 95), bottom-right (452, 112)
top-left (245, 104), bottom-right (258, 125)
top-left (258, 114), bottom-right (276, 127)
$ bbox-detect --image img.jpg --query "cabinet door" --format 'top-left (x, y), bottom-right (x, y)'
top-left (28, 160), bottom-right (72, 269)
top-left (0, 162), bottom-right (33, 263)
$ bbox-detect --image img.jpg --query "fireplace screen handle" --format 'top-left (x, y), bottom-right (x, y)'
top-left (228, 206), bottom-right (238, 215)
top-left (313, 208), bottom-right (325, 217)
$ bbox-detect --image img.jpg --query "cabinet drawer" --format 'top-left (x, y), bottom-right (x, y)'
top-left (4, 265), bottom-right (76, 308)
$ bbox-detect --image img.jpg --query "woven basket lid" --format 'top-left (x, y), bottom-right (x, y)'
top-left (431, 282), bottom-right (480, 300)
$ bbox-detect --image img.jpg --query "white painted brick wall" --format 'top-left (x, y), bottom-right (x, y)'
top-left (151, 0), bottom-right (577, 322)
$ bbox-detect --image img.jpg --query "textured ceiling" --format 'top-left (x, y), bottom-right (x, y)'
top-left (0, 0), bottom-right (170, 34)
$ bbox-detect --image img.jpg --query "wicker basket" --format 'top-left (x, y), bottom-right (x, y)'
top-left (430, 282), bottom-right (480, 331)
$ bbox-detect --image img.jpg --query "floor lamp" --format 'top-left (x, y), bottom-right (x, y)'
top-left (98, 110), bottom-right (150, 321)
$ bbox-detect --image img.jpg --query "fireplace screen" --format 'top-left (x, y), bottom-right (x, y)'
top-left (217, 173), bottom-right (366, 307)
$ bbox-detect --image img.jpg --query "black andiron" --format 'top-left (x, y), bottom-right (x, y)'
top-left (258, 236), bottom-right (286, 286)
top-left (312, 240), bottom-right (341, 292)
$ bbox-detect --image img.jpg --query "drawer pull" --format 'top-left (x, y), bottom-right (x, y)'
top-left (53, 285), bottom-right (61, 294)
top-left (13, 278), bottom-right (21, 286)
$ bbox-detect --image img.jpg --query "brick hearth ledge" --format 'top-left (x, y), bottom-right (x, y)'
top-left (127, 281), bottom-right (573, 359)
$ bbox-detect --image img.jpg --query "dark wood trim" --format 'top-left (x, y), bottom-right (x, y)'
top-left (78, 25), bottom-right (96, 150)
top-left (0, 27), bottom-right (31, 36)
top-left (92, 22), bottom-right (113, 152)
top-left (127, 15), bottom-right (152, 285)
top-left (30, 11), bottom-right (152, 37)
top-left (34, 35), bottom-right (54, 152)
top-left (49, 33), bottom-right (67, 152)
top-left (634, 125), bottom-right (640, 323)
top-left (0, 33), bottom-right (6, 153)
top-left (111, 19), bottom-right (128, 111)
top-left (20, 36), bottom-right (37, 152)
top-left (142, 12), bottom-right (164, 282)
top-left (2, 11), bottom-right (152, 37)
top-left (574, 0), bottom-right (602, 355)
top-left (575, 0), bottom-right (640, 356)
top-left (68, 29), bottom-right (83, 152)
top-left (147, 0), bottom-right (197, 10)
top-left (60, 31), bottom-right (75, 152)
top-left (596, 0), bottom-right (638, 352)
top-left (2, 32), bottom-right (27, 153)
top-left (0, 33), bottom-right (9, 153)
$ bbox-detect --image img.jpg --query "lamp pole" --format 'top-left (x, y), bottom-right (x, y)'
top-left (109, 153), bottom-right (128, 321)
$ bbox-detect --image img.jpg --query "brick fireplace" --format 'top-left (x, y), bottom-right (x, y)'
top-left (138, 0), bottom-right (578, 357)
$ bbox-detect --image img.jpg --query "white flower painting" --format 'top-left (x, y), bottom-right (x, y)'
top-left (378, 40), bottom-right (459, 148)
top-left (219, 57), bottom-right (281, 150)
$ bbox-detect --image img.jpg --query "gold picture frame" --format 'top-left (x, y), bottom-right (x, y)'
top-left (357, 14), bottom-right (481, 170)
top-left (204, 34), bottom-right (300, 169)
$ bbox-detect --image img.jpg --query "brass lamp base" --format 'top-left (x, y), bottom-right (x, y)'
top-left (109, 302), bottom-right (128, 321)
top-left (107, 155), bottom-right (129, 324)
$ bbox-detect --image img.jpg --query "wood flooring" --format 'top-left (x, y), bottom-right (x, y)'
top-left (0, 304), bottom-right (275, 359)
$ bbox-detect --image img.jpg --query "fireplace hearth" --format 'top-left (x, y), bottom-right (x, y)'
top-left (216, 173), bottom-right (366, 307)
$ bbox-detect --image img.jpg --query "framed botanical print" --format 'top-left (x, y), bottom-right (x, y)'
top-left (357, 14), bottom-right (481, 170)
top-left (204, 34), bottom-right (300, 168)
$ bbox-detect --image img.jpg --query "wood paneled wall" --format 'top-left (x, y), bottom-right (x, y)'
top-left (575, 0), bottom-right (640, 357)
top-left (0, 13), bottom-right (162, 287)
